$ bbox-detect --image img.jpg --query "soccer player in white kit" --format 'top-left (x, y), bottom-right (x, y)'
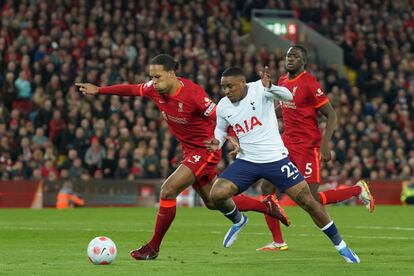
top-left (205, 67), bottom-right (360, 263)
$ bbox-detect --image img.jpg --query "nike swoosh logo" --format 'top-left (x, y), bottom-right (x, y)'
top-left (101, 248), bottom-right (107, 255)
top-left (304, 175), bottom-right (311, 179)
top-left (292, 174), bottom-right (299, 180)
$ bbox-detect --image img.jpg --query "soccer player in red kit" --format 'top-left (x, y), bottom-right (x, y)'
top-left (256, 45), bottom-right (375, 251)
top-left (75, 54), bottom-right (288, 260)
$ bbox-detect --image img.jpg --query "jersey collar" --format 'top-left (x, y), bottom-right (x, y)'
top-left (287, 70), bottom-right (306, 82)
top-left (170, 80), bottom-right (184, 98)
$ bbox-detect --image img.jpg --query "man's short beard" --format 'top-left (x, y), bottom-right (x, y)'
top-left (287, 68), bottom-right (298, 74)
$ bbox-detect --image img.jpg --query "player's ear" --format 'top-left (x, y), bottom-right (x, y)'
top-left (239, 76), bottom-right (246, 84)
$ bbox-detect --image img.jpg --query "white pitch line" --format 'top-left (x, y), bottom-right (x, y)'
top-left (1, 225), bottom-right (413, 240)
top-left (235, 232), bottom-right (414, 240)
top-left (230, 223), bottom-right (414, 232)
top-left (353, 225), bottom-right (414, 231)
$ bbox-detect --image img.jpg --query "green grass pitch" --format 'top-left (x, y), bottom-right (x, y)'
top-left (1, 206), bottom-right (414, 275)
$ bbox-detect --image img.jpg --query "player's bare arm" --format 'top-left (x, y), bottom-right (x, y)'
top-left (266, 85), bottom-right (292, 101)
top-left (75, 83), bottom-right (99, 95)
top-left (318, 102), bottom-right (337, 162)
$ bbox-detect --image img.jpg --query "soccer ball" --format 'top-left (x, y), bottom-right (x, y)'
top-left (87, 236), bottom-right (117, 265)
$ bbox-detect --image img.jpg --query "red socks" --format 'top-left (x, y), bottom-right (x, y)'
top-left (260, 194), bottom-right (284, 243)
top-left (318, 186), bottom-right (362, 205)
top-left (149, 198), bottom-right (176, 251)
top-left (232, 194), bottom-right (267, 213)
top-left (234, 194), bottom-right (285, 243)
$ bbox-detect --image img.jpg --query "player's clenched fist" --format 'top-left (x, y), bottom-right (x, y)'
top-left (204, 138), bottom-right (220, 152)
top-left (75, 83), bottom-right (99, 95)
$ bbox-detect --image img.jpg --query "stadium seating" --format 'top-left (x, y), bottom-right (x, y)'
top-left (0, 0), bottom-right (413, 184)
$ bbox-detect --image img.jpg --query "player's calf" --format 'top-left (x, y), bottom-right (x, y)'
top-left (286, 181), bottom-right (330, 227)
top-left (210, 178), bottom-right (239, 208)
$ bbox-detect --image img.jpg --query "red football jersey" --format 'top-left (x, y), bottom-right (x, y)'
top-left (278, 71), bottom-right (329, 148)
top-left (99, 78), bottom-right (216, 154)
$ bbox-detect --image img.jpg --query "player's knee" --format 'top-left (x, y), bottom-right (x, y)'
top-left (210, 180), bottom-right (232, 203)
top-left (210, 187), bottom-right (225, 203)
top-left (160, 185), bottom-right (178, 199)
top-left (308, 184), bottom-right (320, 201)
top-left (260, 180), bottom-right (275, 195)
top-left (298, 196), bottom-right (320, 213)
top-left (203, 200), bottom-right (217, 210)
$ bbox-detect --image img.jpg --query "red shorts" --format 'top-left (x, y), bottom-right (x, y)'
top-left (287, 145), bottom-right (321, 184)
top-left (182, 149), bottom-right (221, 189)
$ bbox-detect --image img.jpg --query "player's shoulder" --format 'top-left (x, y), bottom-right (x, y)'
top-left (217, 96), bottom-right (231, 108)
top-left (180, 77), bottom-right (201, 90)
top-left (278, 73), bottom-right (289, 84)
top-left (179, 77), bottom-right (194, 86)
top-left (247, 80), bottom-right (265, 95)
top-left (142, 80), bottom-right (154, 88)
top-left (217, 95), bottom-right (235, 114)
top-left (139, 80), bottom-right (156, 95)
top-left (247, 79), bottom-right (262, 88)
top-left (179, 77), bottom-right (206, 96)
top-left (302, 71), bottom-right (318, 83)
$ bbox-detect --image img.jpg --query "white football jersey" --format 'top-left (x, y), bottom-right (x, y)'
top-left (215, 80), bottom-right (291, 163)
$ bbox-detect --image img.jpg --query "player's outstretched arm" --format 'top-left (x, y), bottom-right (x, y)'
top-left (258, 67), bottom-right (293, 101)
top-left (267, 85), bottom-right (293, 101)
top-left (75, 83), bottom-right (142, 97)
top-left (75, 83), bottom-right (99, 95)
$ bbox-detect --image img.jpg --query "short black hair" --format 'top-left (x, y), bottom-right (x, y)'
top-left (291, 44), bottom-right (307, 62)
top-left (150, 54), bottom-right (180, 71)
top-left (221, 67), bottom-right (245, 78)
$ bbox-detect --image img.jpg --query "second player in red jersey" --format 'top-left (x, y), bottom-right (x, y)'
top-left (277, 70), bottom-right (329, 182)
top-left (256, 45), bottom-right (374, 252)
top-left (278, 71), bottom-right (329, 148)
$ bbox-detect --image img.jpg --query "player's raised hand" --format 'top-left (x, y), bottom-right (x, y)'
top-left (319, 142), bottom-right (332, 162)
top-left (225, 135), bottom-right (240, 159)
top-left (259, 66), bottom-right (272, 88)
top-left (204, 138), bottom-right (220, 152)
top-left (75, 83), bottom-right (99, 95)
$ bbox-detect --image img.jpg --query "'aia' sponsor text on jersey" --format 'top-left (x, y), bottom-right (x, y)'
top-left (233, 116), bottom-right (263, 135)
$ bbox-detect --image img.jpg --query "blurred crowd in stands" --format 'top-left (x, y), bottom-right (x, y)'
top-left (0, 0), bottom-right (413, 183)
